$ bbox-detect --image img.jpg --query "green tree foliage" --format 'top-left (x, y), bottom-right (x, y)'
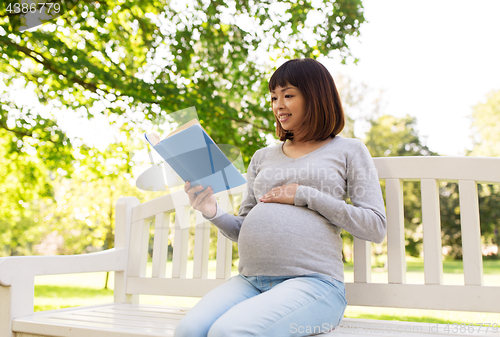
top-left (0, 102), bottom-right (74, 255)
top-left (0, 0), bottom-right (366, 255)
top-left (441, 182), bottom-right (500, 260)
top-left (478, 184), bottom-right (500, 259)
top-left (365, 115), bottom-right (435, 157)
top-left (34, 139), bottom-right (166, 255)
top-left (1, 0), bottom-right (366, 165)
top-left (439, 182), bottom-right (461, 259)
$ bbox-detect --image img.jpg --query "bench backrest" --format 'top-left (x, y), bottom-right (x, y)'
top-left (116, 156), bottom-right (500, 312)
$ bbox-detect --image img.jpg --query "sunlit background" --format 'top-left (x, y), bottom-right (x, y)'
top-left (329, 0), bottom-right (500, 156)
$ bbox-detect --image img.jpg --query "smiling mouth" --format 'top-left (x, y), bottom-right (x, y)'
top-left (279, 114), bottom-right (291, 121)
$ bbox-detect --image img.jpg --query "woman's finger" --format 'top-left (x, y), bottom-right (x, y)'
top-left (193, 186), bottom-right (212, 208)
top-left (187, 185), bottom-right (203, 203)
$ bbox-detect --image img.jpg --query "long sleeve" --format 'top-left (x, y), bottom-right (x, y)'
top-left (202, 150), bottom-right (260, 241)
top-left (200, 136), bottom-right (385, 280)
top-left (293, 143), bottom-right (387, 243)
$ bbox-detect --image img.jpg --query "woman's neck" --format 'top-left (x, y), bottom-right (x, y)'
top-left (287, 135), bottom-right (333, 147)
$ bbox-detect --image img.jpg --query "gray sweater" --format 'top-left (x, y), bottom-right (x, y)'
top-left (203, 136), bottom-right (387, 282)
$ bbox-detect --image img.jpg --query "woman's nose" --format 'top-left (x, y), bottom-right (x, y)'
top-left (275, 97), bottom-right (285, 109)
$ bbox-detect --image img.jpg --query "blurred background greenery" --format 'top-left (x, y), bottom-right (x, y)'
top-left (1, 0), bottom-right (499, 323)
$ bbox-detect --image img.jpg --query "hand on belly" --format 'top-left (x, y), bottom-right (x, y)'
top-left (259, 183), bottom-right (300, 205)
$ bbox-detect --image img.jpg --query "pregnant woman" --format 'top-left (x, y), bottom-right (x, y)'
top-left (175, 58), bottom-right (387, 337)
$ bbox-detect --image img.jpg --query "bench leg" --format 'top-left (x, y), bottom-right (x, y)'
top-left (1, 275), bottom-right (35, 337)
top-left (0, 286), bottom-right (12, 337)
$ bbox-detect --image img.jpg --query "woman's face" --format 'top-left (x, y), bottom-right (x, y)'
top-left (270, 84), bottom-right (307, 138)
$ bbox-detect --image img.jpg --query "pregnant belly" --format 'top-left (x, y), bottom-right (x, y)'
top-left (237, 202), bottom-right (341, 274)
top-left (240, 202), bottom-right (326, 237)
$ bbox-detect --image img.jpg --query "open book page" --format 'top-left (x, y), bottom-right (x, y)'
top-left (146, 119), bottom-right (214, 146)
top-left (164, 118), bottom-right (201, 139)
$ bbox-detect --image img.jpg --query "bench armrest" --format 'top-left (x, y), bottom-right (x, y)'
top-left (0, 247), bottom-right (127, 334)
top-left (0, 197), bottom-right (139, 337)
top-left (0, 248), bottom-right (126, 286)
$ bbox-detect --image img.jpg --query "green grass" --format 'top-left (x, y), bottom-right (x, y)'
top-left (34, 285), bottom-right (113, 312)
top-left (344, 255), bottom-right (500, 274)
top-left (34, 257), bottom-right (500, 325)
top-left (343, 308), bottom-right (500, 326)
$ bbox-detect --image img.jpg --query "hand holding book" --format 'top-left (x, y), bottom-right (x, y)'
top-left (184, 181), bottom-right (217, 219)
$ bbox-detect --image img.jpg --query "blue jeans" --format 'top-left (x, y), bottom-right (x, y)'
top-left (174, 273), bottom-right (347, 337)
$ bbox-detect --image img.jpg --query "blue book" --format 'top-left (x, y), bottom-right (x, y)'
top-left (145, 119), bottom-right (247, 195)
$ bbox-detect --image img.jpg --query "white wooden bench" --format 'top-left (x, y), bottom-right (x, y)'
top-left (1, 156), bottom-right (499, 337)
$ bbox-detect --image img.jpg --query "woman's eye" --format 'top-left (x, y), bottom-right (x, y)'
top-left (271, 95), bottom-right (293, 101)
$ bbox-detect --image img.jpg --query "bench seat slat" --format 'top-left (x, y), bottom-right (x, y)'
top-left (37, 313), bottom-right (178, 330)
top-left (14, 319), bottom-right (175, 337)
top-left (14, 316), bottom-right (175, 336)
top-left (14, 304), bottom-right (498, 337)
top-left (13, 304), bottom-right (181, 337)
top-left (100, 304), bottom-right (189, 314)
top-left (64, 311), bottom-right (183, 323)
top-left (90, 309), bottom-right (186, 320)
top-left (93, 307), bottom-right (188, 322)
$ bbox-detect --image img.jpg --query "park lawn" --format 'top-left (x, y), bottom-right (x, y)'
top-left (34, 257), bottom-right (500, 325)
